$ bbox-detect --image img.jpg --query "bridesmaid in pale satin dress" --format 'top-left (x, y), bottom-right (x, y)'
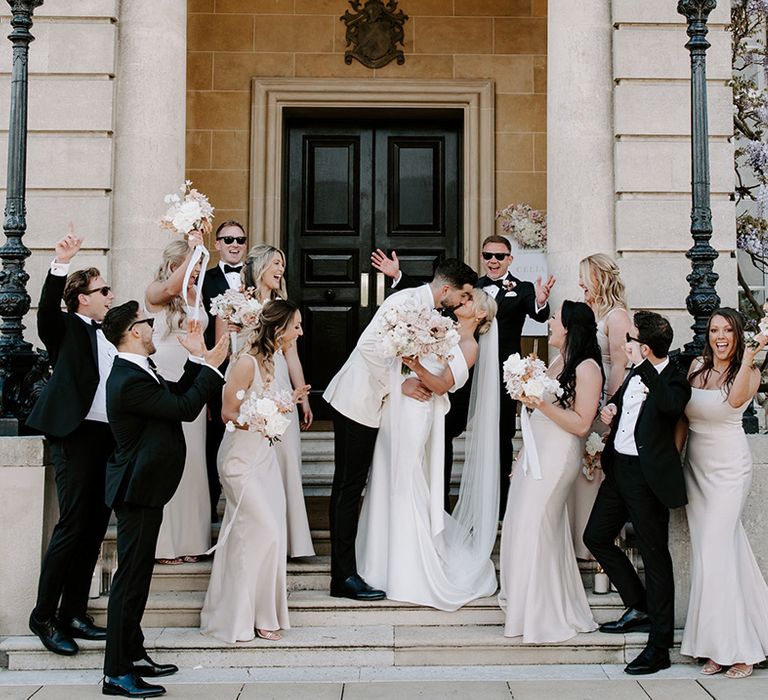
top-left (678, 308), bottom-right (768, 679)
top-left (499, 301), bottom-right (603, 642)
top-left (215, 244), bottom-right (315, 558)
top-left (146, 230), bottom-right (212, 565)
top-left (569, 253), bottom-right (632, 559)
top-left (201, 300), bottom-right (310, 642)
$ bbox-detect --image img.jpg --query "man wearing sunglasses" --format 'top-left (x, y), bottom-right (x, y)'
top-left (26, 229), bottom-right (117, 657)
top-left (201, 220), bottom-right (248, 522)
top-left (372, 235), bottom-right (555, 517)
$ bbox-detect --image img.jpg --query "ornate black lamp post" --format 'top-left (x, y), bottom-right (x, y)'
top-left (0, 0), bottom-right (45, 435)
top-left (677, 0), bottom-right (721, 366)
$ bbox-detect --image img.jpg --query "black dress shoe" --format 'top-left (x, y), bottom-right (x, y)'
top-left (131, 653), bottom-right (178, 678)
top-left (599, 607), bottom-right (651, 634)
top-left (62, 614), bottom-right (107, 641)
top-left (330, 574), bottom-right (386, 601)
top-left (28, 614), bottom-right (78, 656)
top-left (102, 673), bottom-right (165, 697)
top-left (624, 645), bottom-right (671, 675)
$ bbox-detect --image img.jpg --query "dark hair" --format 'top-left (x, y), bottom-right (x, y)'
top-left (102, 300), bottom-right (140, 347)
top-left (246, 299), bottom-right (299, 379)
top-left (63, 267), bottom-right (102, 313)
top-left (214, 220), bottom-right (246, 239)
top-left (433, 258), bottom-right (478, 290)
top-left (557, 300), bottom-right (604, 409)
top-left (634, 310), bottom-right (673, 358)
top-left (689, 307), bottom-right (746, 392)
top-left (481, 234), bottom-right (511, 252)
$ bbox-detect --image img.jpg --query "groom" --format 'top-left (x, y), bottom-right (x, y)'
top-left (324, 258), bottom-right (477, 600)
top-left (583, 310), bottom-right (690, 675)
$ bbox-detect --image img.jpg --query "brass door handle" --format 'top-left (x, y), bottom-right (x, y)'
top-left (360, 272), bottom-right (369, 308)
top-left (376, 272), bottom-right (385, 306)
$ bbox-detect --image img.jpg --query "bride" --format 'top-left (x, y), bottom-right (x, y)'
top-left (356, 289), bottom-right (500, 610)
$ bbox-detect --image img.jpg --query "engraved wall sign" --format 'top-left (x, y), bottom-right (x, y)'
top-left (340, 0), bottom-right (408, 69)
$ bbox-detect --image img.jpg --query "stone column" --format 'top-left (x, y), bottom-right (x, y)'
top-left (110, 0), bottom-right (187, 301)
top-left (546, 1), bottom-right (615, 303)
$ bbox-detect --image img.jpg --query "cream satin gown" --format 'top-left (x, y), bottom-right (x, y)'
top-left (273, 349), bottom-right (315, 558)
top-left (152, 307), bottom-right (211, 559)
top-left (200, 354), bottom-right (289, 642)
top-left (499, 358), bottom-right (598, 642)
top-left (680, 387), bottom-right (768, 665)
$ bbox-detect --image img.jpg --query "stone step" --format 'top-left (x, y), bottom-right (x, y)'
top-left (2, 626), bottom-right (682, 672)
top-left (86, 586), bottom-right (625, 630)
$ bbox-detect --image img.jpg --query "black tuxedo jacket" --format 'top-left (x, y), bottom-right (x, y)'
top-left (26, 271), bottom-right (101, 438)
top-left (601, 359), bottom-right (691, 509)
top-left (202, 264), bottom-right (230, 348)
top-left (397, 272), bottom-right (549, 361)
top-left (104, 357), bottom-right (224, 509)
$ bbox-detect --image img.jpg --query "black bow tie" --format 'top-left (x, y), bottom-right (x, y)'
top-left (486, 277), bottom-right (506, 289)
top-left (223, 264), bottom-right (243, 274)
top-left (91, 321), bottom-right (102, 331)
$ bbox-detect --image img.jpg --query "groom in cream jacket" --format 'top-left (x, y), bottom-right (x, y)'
top-left (324, 258), bottom-right (477, 600)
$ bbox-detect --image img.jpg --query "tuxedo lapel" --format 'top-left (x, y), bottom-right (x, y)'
top-left (77, 315), bottom-right (100, 368)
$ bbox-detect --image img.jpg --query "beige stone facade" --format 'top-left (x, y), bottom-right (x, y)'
top-left (0, 0), bottom-right (738, 346)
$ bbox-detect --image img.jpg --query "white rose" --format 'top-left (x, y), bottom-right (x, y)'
top-left (265, 413), bottom-right (290, 437)
top-left (256, 397), bottom-right (279, 417)
top-left (585, 432), bottom-right (604, 456)
top-left (171, 200), bottom-right (202, 233)
top-left (503, 353), bottom-right (527, 376)
top-left (524, 377), bottom-right (545, 399)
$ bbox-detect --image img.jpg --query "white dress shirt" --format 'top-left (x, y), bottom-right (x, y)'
top-left (219, 261), bottom-right (243, 290)
top-left (614, 357), bottom-right (670, 456)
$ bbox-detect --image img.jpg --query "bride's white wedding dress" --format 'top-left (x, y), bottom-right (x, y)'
top-left (356, 324), bottom-right (500, 611)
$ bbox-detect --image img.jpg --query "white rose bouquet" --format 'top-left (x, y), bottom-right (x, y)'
top-left (582, 431), bottom-right (607, 481)
top-left (503, 352), bottom-right (563, 402)
top-left (210, 288), bottom-right (264, 355)
top-left (160, 180), bottom-right (215, 238)
top-left (376, 295), bottom-right (460, 374)
top-left (226, 387), bottom-right (295, 446)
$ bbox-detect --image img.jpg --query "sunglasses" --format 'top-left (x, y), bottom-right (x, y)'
top-left (217, 236), bottom-right (247, 245)
top-left (129, 317), bottom-right (155, 331)
top-left (83, 285), bottom-right (111, 297)
top-left (482, 252), bottom-right (510, 261)
top-left (625, 332), bottom-right (642, 344)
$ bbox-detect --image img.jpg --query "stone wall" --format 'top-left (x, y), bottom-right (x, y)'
top-left (186, 0), bottom-right (548, 230)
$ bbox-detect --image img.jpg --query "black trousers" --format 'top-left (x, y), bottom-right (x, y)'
top-left (498, 388), bottom-right (517, 519)
top-left (104, 501), bottom-right (164, 677)
top-left (583, 453), bottom-right (674, 649)
top-left (205, 392), bottom-right (225, 521)
top-left (328, 408), bottom-right (378, 583)
top-left (443, 378), bottom-right (472, 511)
top-left (32, 420), bottom-right (113, 623)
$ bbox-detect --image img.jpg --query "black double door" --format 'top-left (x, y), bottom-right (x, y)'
top-left (284, 118), bottom-right (462, 418)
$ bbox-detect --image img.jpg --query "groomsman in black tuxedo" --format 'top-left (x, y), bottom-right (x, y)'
top-left (100, 302), bottom-right (227, 698)
top-left (584, 311), bottom-right (691, 676)
top-left (373, 235), bottom-right (555, 515)
top-left (26, 230), bottom-right (116, 656)
top-left (201, 220), bottom-right (247, 521)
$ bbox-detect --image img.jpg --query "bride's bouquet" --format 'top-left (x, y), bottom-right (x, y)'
top-left (210, 288), bottom-right (263, 328)
top-left (376, 295), bottom-right (459, 374)
top-left (502, 352), bottom-right (563, 401)
top-left (159, 180), bottom-right (215, 239)
top-left (225, 386), bottom-right (295, 446)
top-left (582, 431), bottom-right (607, 481)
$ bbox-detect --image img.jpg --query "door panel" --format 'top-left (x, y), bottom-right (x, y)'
top-left (285, 119), bottom-right (461, 419)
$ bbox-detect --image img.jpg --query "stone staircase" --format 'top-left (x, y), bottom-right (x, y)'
top-left (0, 431), bottom-right (664, 672)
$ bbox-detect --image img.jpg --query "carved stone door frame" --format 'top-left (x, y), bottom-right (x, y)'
top-left (249, 78), bottom-right (495, 270)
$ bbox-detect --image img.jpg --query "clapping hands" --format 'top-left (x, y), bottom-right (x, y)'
top-left (179, 319), bottom-right (230, 368)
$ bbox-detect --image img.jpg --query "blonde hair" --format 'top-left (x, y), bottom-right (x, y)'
top-left (471, 289), bottom-right (498, 336)
top-left (243, 244), bottom-right (287, 301)
top-left (579, 253), bottom-right (628, 320)
top-left (153, 240), bottom-right (190, 337)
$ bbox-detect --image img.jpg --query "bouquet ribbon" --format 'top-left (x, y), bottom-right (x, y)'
top-left (519, 406), bottom-right (543, 480)
top-left (182, 242), bottom-right (210, 322)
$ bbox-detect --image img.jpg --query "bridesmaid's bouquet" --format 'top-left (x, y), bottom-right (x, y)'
top-left (159, 180), bottom-right (214, 239)
top-left (376, 295), bottom-right (459, 374)
top-left (502, 352), bottom-right (563, 401)
top-left (210, 288), bottom-right (264, 328)
top-left (226, 387), bottom-right (295, 446)
top-left (746, 302), bottom-right (768, 350)
top-left (582, 431), bottom-right (607, 481)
